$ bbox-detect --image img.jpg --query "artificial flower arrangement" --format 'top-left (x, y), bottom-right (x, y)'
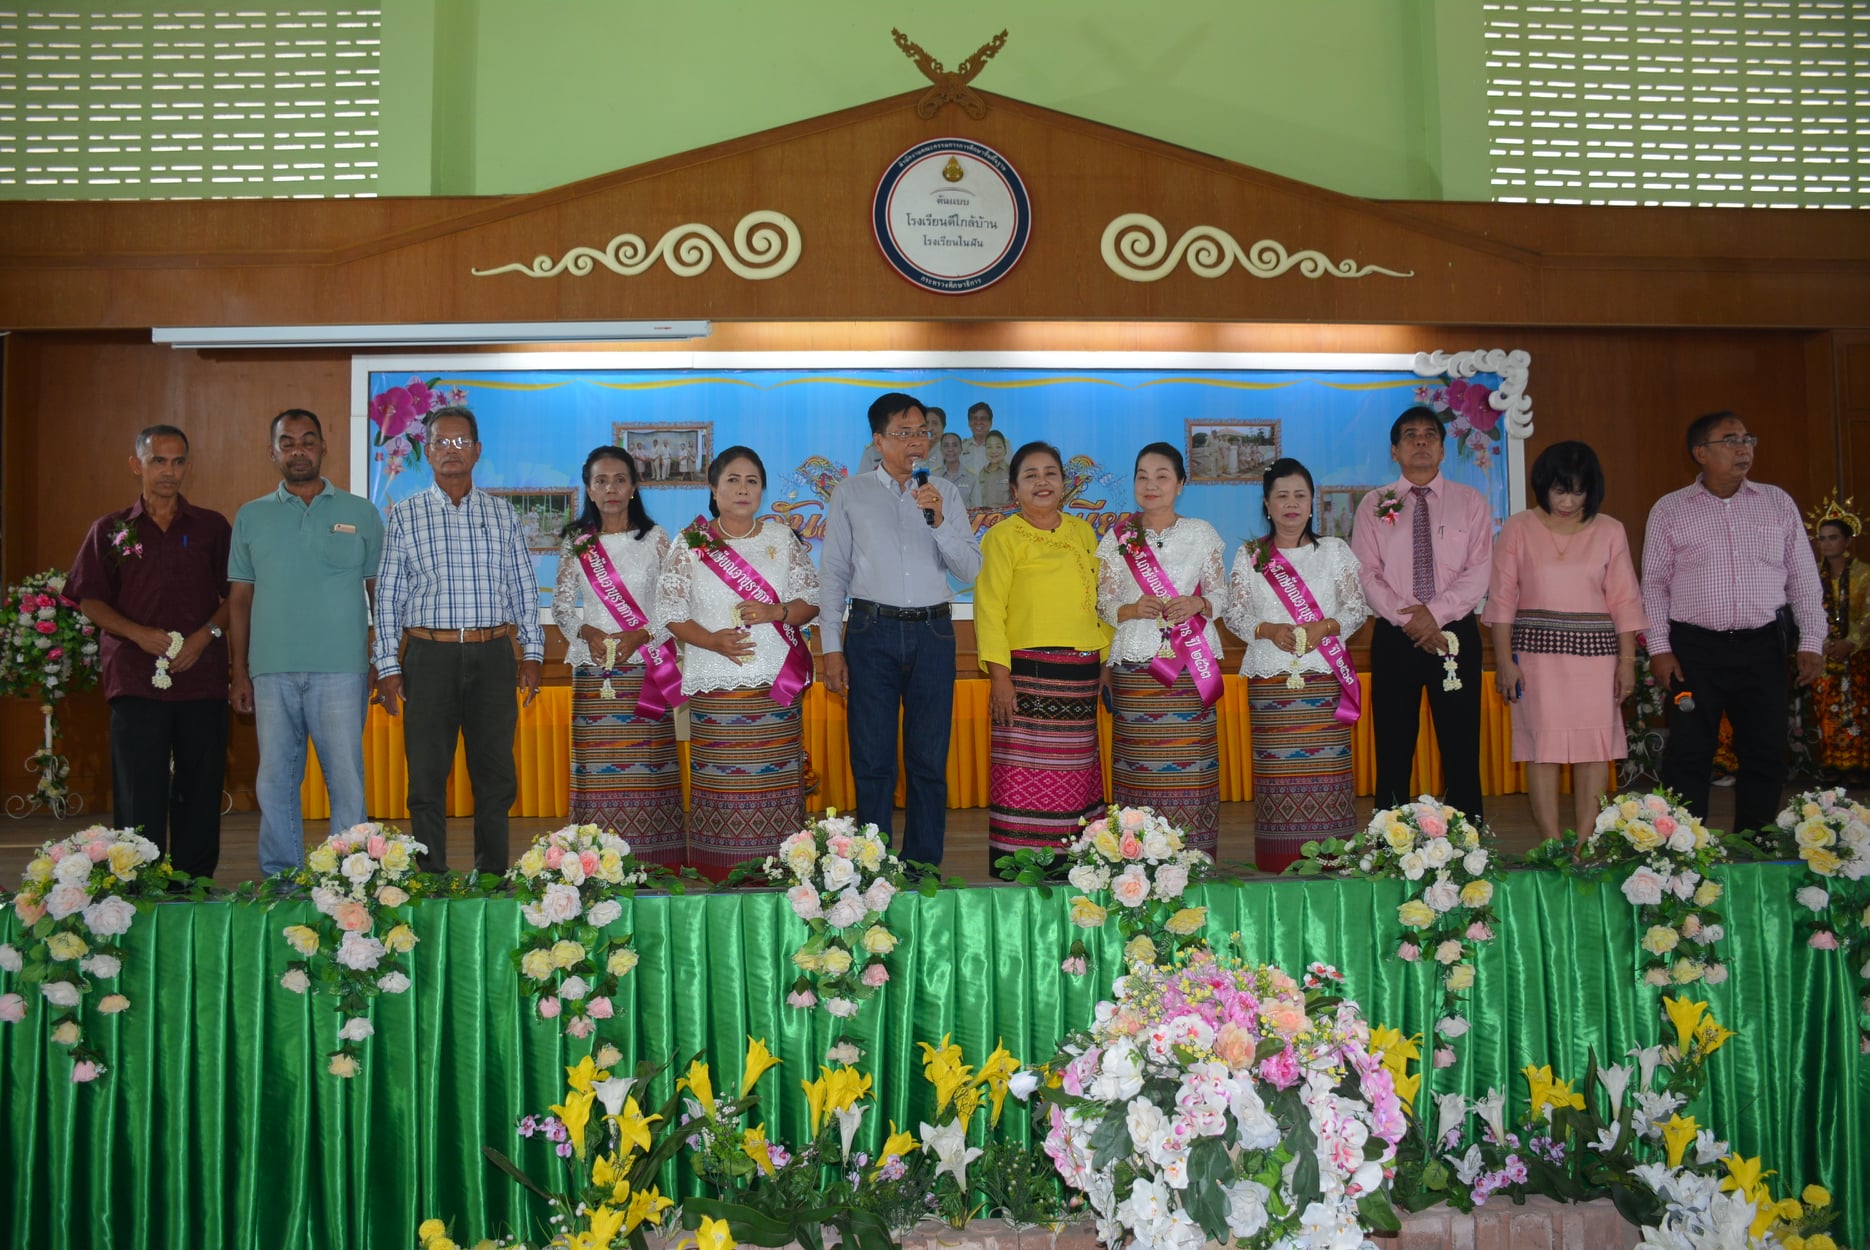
top-left (753, 811), bottom-right (911, 1021)
top-left (1776, 788), bottom-right (1870, 1051)
top-left (1577, 792), bottom-right (1731, 988)
top-left (1291, 796), bottom-right (1498, 1061)
top-left (1037, 946), bottom-right (1407, 1250)
top-left (509, 823), bottom-right (653, 1040)
top-left (0, 825), bottom-right (176, 1082)
top-left (0, 571), bottom-right (102, 815)
top-left (1617, 636), bottom-right (1673, 790)
top-left (1053, 804), bottom-right (1213, 975)
top-left (912, 1034), bottom-right (1054, 1229)
top-left (276, 822), bottom-right (425, 1077)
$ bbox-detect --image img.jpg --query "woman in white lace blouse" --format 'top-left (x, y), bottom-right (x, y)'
top-left (552, 446), bottom-right (682, 863)
top-left (1224, 458), bottom-right (1370, 871)
top-left (655, 446), bottom-right (820, 877)
top-left (1095, 443), bottom-right (1228, 853)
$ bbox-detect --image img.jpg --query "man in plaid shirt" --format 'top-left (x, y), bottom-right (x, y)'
top-left (1642, 410), bottom-right (1823, 833)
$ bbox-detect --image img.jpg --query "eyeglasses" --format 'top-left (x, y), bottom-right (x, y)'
top-left (1697, 434), bottom-right (1758, 450)
top-left (432, 435), bottom-right (476, 449)
top-left (881, 428), bottom-right (932, 441)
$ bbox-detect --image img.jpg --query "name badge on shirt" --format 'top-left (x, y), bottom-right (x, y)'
top-left (332, 523), bottom-right (357, 534)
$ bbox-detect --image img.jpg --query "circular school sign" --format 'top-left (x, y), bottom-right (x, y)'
top-left (872, 138), bottom-right (1032, 295)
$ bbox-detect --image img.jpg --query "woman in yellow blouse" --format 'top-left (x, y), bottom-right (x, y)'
top-left (975, 441), bottom-right (1113, 868)
top-left (1813, 505), bottom-right (1870, 784)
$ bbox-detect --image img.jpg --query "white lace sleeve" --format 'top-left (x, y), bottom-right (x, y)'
top-left (553, 540), bottom-right (593, 668)
top-left (782, 527), bottom-right (820, 605)
top-left (1198, 532), bottom-right (1230, 622)
top-left (646, 528), bottom-right (674, 648)
top-left (1223, 546), bottom-right (1261, 644)
top-left (1331, 542), bottom-right (1370, 638)
top-left (654, 540), bottom-right (695, 635)
top-left (1096, 531), bottom-right (1132, 628)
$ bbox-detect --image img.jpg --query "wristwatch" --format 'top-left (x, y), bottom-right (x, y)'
top-left (208, 625), bottom-right (224, 640)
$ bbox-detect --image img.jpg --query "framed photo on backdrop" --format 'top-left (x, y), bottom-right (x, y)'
top-left (484, 487), bottom-right (577, 551)
top-left (1319, 485), bottom-right (1378, 540)
top-left (613, 421), bottom-right (711, 486)
top-left (1186, 419), bottom-right (1280, 485)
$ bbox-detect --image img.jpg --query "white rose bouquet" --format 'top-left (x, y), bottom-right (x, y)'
top-left (759, 810), bottom-right (908, 1022)
top-left (278, 822), bottom-right (426, 1077)
top-left (1583, 792), bottom-right (1730, 990)
top-left (1, 824), bottom-right (171, 1082)
top-left (1038, 948), bottom-right (1406, 1250)
top-left (507, 822), bottom-right (652, 1039)
top-left (1777, 787), bottom-right (1870, 1048)
top-left (1060, 805), bottom-right (1213, 975)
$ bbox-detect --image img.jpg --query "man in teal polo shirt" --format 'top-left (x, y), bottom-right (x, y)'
top-left (228, 409), bottom-right (385, 876)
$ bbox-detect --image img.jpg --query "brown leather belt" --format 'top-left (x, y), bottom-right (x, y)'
top-left (405, 624), bottom-right (515, 644)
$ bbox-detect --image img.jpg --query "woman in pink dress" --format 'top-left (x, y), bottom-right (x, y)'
top-left (1486, 441), bottom-right (1647, 849)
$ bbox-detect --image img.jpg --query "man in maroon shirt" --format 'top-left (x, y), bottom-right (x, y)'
top-left (68, 425), bottom-right (232, 878)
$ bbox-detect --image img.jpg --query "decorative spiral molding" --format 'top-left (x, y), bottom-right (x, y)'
top-left (1099, 213), bottom-right (1414, 283)
top-left (1414, 348), bottom-right (1534, 439)
top-left (471, 211), bottom-right (802, 280)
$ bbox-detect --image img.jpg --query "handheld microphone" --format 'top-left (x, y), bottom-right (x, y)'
top-left (912, 460), bottom-right (936, 527)
top-left (1668, 672), bottom-right (1696, 713)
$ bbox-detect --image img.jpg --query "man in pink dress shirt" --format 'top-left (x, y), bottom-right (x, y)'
top-left (1351, 407), bottom-right (1494, 819)
top-left (1642, 411), bottom-right (1824, 833)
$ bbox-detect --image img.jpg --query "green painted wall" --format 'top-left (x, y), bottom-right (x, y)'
top-left (379, 0), bottom-right (1494, 201)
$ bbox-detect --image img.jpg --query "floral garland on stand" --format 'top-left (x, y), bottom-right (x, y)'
top-left (1579, 792), bottom-right (1730, 989)
top-left (509, 823), bottom-right (651, 1038)
top-left (1057, 804), bottom-right (1212, 974)
top-left (1618, 637), bottom-right (1671, 789)
top-left (277, 823), bottom-right (425, 1077)
top-left (1777, 788), bottom-right (1870, 1051)
top-left (1039, 946), bottom-right (1406, 1249)
top-left (1292, 796), bottom-right (1498, 1065)
top-left (0, 826), bottom-right (174, 1081)
top-left (757, 811), bottom-right (908, 1023)
top-left (0, 570), bottom-right (102, 818)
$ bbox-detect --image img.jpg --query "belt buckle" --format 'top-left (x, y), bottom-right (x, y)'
top-left (458, 627), bottom-right (469, 643)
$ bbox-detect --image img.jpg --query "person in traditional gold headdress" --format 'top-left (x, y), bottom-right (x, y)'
top-left (1810, 494), bottom-right (1870, 784)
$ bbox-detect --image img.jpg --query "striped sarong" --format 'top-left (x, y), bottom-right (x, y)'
top-left (570, 669), bottom-right (683, 866)
top-left (989, 649), bottom-right (1104, 857)
top-left (686, 686), bottom-right (804, 878)
top-left (1248, 672), bottom-right (1354, 873)
top-left (1110, 663), bottom-right (1218, 855)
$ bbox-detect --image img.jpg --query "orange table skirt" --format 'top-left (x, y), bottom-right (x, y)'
top-left (301, 674), bottom-right (1548, 819)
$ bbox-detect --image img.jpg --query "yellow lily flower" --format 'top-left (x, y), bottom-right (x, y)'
top-left (579, 1205), bottom-right (628, 1250)
top-left (741, 1124), bottom-right (775, 1176)
top-left (917, 1034), bottom-right (963, 1075)
top-left (1659, 1113), bottom-right (1699, 1168)
top-left (1694, 1018), bottom-right (1736, 1058)
top-left (677, 1059), bottom-right (718, 1121)
top-left (622, 1186), bottom-right (674, 1234)
top-left (1369, 1027), bottom-right (1422, 1111)
top-left (590, 1152), bottom-right (631, 1205)
top-left (801, 1071), bottom-right (829, 1137)
top-left (976, 1041), bottom-right (1021, 1127)
top-left (1720, 1154), bottom-right (1775, 1203)
top-left (609, 1095), bottom-right (662, 1157)
top-left (1520, 1064), bottom-right (1585, 1120)
top-left (823, 1064), bottom-right (874, 1115)
top-left (551, 1088), bottom-right (596, 1160)
top-left (952, 1081), bottom-right (983, 1125)
top-left (565, 1053), bottom-right (605, 1095)
top-left (1392, 1067), bottom-right (1423, 1114)
top-left (874, 1121), bottom-right (918, 1178)
top-left (740, 1037), bottom-right (782, 1099)
top-left (1751, 1196), bottom-right (1804, 1242)
top-left (1662, 996), bottom-right (1709, 1053)
top-left (691, 1215), bottom-right (737, 1250)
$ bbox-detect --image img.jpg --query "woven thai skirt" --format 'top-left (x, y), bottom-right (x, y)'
top-left (686, 686), bottom-right (804, 879)
top-left (1110, 663), bottom-right (1218, 855)
top-left (569, 668), bottom-right (683, 866)
top-left (989, 649), bottom-right (1105, 857)
top-left (1248, 672), bottom-right (1354, 873)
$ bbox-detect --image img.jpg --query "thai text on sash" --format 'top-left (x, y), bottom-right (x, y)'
top-left (688, 516), bottom-right (813, 707)
top-left (577, 537), bottom-right (685, 719)
top-left (1117, 518), bottom-right (1224, 708)
top-left (1261, 548), bottom-right (1362, 725)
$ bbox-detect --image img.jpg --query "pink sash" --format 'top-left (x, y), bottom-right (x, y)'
top-left (687, 516), bottom-right (813, 707)
top-left (1116, 518), bottom-right (1224, 708)
top-left (1260, 548), bottom-right (1362, 725)
top-left (576, 536), bottom-right (685, 718)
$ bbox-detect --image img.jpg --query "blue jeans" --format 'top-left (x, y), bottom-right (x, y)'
top-left (841, 606), bottom-right (955, 865)
top-left (254, 671), bottom-right (370, 876)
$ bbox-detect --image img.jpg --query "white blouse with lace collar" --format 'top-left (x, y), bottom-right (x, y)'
top-left (1095, 516), bottom-right (1230, 665)
top-left (1223, 537), bottom-right (1370, 679)
top-left (654, 520), bottom-right (820, 695)
top-left (552, 527), bottom-right (673, 670)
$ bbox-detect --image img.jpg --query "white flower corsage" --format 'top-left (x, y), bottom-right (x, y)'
top-left (1285, 624), bottom-right (1310, 690)
top-left (1441, 630), bottom-right (1461, 691)
top-left (151, 631), bottom-right (184, 690)
top-left (599, 635), bottom-right (619, 700)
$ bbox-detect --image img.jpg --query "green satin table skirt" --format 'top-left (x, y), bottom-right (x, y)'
top-left (1, 863), bottom-right (1864, 1249)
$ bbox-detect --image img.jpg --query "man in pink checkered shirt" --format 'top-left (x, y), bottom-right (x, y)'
top-left (1641, 410), bottom-right (1824, 833)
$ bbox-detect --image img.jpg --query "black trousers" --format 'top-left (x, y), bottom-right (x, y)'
top-left (108, 696), bottom-right (229, 879)
top-left (1370, 615), bottom-right (1484, 820)
top-left (401, 636), bottom-right (518, 874)
top-left (1660, 621), bottom-right (1788, 834)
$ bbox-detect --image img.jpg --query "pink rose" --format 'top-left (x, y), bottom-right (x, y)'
top-left (1397, 941), bottom-right (1420, 962)
top-left (333, 902), bottom-right (372, 932)
top-left (543, 845), bottom-right (565, 870)
top-left (1465, 921), bottom-right (1493, 942)
top-left (1264, 999), bottom-right (1308, 1037)
top-left (46, 647), bottom-right (62, 660)
top-left (1654, 816), bottom-right (1677, 836)
top-left (587, 996), bottom-right (614, 1019)
top-left (786, 989), bottom-right (817, 1009)
top-left (71, 1060), bottom-right (101, 1083)
top-left (85, 840), bottom-right (110, 862)
top-left (537, 996), bottom-right (562, 1019)
top-left (13, 896), bottom-right (45, 925)
top-left (1703, 963), bottom-right (1729, 985)
top-left (33, 621), bottom-right (54, 635)
top-left (1213, 1023), bottom-right (1254, 1070)
top-left (1258, 1047), bottom-right (1301, 1090)
top-left (1084, 819), bottom-right (1109, 840)
top-left (1060, 956), bottom-right (1087, 976)
top-left (564, 1016), bottom-right (594, 1039)
top-left (47, 844), bottom-right (66, 861)
top-left (0, 993), bottom-right (25, 1023)
top-left (1433, 1047), bottom-right (1457, 1069)
top-left (366, 835), bottom-right (388, 860)
top-left (1810, 930), bottom-right (1841, 951)
top-left (861, 963), bottom-right (889, 988)
top-left (1118, 832), bottom-right (1144, 860)
top-left (578, 850), bottom-right (601, 878)
top-left (1119, 808), bottom-right (1146, 833)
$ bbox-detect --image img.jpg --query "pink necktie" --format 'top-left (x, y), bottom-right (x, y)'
top-left (1411, 485), bottom-right (1436, 603)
